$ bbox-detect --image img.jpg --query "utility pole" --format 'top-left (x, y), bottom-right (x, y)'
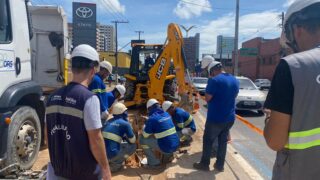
top-left (281, 12), bottom-right (285, 30)
top-left (112, 20), bottom-right (129, 84)
top-left (135, 31), bottom-right (144, 40)
top-left (234, 0), bottom-right (240, 76)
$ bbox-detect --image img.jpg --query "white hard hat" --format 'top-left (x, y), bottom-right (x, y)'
top-left (100, 61), bottom-right (113, 73)
top-left (282, 0), bottom-right (320, 49)
top-left (162, 101), bottom-right (173, 112)
top-left (147, 98), bottom-right (159, 109)
top-left (115, 85), bottom-right (126, 97)
top-left (201, 55), bottom-right (215, 69)
top-left (112, 103), bottom-right (128, 115)
top-left (71, 44), bottom-right (99, 62)
top-left (207, 61), bottom-right (222, 72)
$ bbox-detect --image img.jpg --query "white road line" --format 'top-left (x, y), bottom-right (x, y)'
top-left (196, 112), bottom-right (264, 180)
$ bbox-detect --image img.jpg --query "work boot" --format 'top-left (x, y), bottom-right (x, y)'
top-left (142, 163), bottom-right (164, 170)
top-left (162, 154), bottom-right (174, 164)
top-left (214, 163), bottom-right (224, 172)
top-left (193, 162), bottom-right (209, 171)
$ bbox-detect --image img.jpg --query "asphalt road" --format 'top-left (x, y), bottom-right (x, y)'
top-left (198, 90), bottom-right (276, 180)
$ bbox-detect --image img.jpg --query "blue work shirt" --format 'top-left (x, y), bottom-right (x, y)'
top-left (106, 91), bottom-right (115, 109)
top-left (172, 108), bottom-right (196, 132)
top-left (88, 74), bottom-right (108, 112)
top-left (206, 73), bottom-right (239, 123)
top-left (102, 115), bottom-right (135, 159)
top-left (143, 108), bottom-right (179, 153)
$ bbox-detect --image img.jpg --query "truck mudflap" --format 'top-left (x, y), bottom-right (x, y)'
top-left (0, 111), bottom-right (12, 166)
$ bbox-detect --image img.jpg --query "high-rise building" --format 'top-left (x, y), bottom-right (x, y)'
top-left (68, 23), bottom-right (115, 51)
top-left (97, 24), bottom-right (115, 51)
top-left (183, 33), bottom-right (200, 72)
top-left (216, 35), bottom-right (235, 56)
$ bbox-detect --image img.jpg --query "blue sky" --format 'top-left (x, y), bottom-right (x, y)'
top-left (32, 0), bottom-right (294, 55)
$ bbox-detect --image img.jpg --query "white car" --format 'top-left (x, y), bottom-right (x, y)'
top-left (254, 79), bottom-right (271, 90)
top-left (236, 77), bottom-right (266, 114)
top-left (192, 77), bottom-right (208, 95)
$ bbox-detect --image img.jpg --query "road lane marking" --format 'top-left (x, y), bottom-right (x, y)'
top-left (196, 111), bottom-right (264, 180)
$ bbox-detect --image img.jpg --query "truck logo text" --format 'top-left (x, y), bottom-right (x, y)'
top-left (156, 58), bottom-right (166, 79)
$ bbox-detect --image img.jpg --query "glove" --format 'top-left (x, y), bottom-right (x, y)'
top-left (101, 110), bottom-right (109, 120)
top-left (182, 128), bottom-right (192, 135)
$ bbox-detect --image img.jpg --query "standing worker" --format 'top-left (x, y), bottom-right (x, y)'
top-left (193, 61), bottom-right (239, 172)
top-left (45, 44), bottom-right (111, 179)
top-left (162, 101), bottom-right (196, 146)
top-left (264, 1), bottom-right (320, 179)
top-left (88, 61), bottom-right (113, 120)
top-left (139, 99), bottom-right (180, 168)
top-left (102, 103), bottom-right (136, 173)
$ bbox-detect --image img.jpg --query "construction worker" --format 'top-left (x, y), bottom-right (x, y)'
top-left (102, 103), bottom-right (136, 173)
top-left (193, 60), bottom-right (239, 172)
top-left (139, 99), bottom-right (180, 168)
top-left (162, 101), bottom-right (196, 146)
top-left (264, 1), bottom-right (320, 179)
top-left (88, 61), bottom-right (113, 120)
top-left (106, 84), bottom-right (126, 108)
top-left (45, 44), bottom-right (111, 179)
top-left (201, 55), bottom-right (215, 70)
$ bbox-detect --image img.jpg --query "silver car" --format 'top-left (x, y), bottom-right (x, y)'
top-left (192, 77), bottom-right (208, 95)
top-left (236, 77), bottom-right (266, 114)
top-left (254, 79), bottom-right (271, 90)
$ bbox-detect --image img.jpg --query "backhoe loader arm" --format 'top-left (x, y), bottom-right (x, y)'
top-left (148, 23), bottom-right (190, 102)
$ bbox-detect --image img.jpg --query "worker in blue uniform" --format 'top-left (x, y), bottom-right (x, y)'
top-left (139, 99), bottom-right (180, 168)
top-left (162, 101), bottom-right (196, 146)
top-left (88, 60), bottom-right (126, 121)
top-left (102, 103), bottom-right (136, 172)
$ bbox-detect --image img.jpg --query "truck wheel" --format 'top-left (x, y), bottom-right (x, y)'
top-left (6, 106), bottom-right (41, 170)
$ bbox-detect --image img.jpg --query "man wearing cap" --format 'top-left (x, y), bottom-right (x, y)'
top-left (89, 61), bottom-right (113, 120)
top-left (45, 44), bottom-right (111, 179)
top-left (194, 60), bottom-right (239, 172)
top-left (264, 1), bottom-right (320, 179)
top-left (139, 99), bottom-right (180, 168)
top-left (162, 101), bottom-right (196, 146)
top-left (102, 103), bottom-right (136, 173)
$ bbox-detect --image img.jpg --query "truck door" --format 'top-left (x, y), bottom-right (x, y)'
top-left (0, 0), bottom-right (32, 98)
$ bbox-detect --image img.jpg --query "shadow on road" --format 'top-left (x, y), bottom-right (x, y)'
top-left (236, 110), bottom-right (264, 118)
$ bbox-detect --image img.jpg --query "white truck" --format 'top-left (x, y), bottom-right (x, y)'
top-left (0, 0), bottom-right (68, 176)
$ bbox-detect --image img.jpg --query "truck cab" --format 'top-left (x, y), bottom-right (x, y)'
top-left (0, 0), bottom-right (68, 175)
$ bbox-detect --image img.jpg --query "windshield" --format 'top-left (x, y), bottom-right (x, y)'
top-left (193, 78), bottom-right (208, 84)
top-left (239, 79), bottom-right (257, 90)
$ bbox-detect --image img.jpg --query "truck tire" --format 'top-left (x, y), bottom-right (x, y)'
top-left (6, 106), bottom-right (41, 170)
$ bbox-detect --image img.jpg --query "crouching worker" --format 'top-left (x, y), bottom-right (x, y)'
top-left (102, 103), bottom-right (136, 172)
top-left (162, 101), bottom-right (196, 146)
top-left (139, 99), bottom-right (180, 168)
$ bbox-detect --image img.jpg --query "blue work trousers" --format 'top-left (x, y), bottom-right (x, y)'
top-left (109, 142), bottom-right (136, 172)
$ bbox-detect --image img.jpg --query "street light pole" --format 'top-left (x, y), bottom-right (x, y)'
top-left (135, 31), bottom-right (144, 40)
top-left (112, 20), bottom-right (129, 84)
top-left (234, 0), bottom-right (240, 76)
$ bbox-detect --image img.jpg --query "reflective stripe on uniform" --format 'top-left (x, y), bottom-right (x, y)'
top-left (46, 105), bottom-right (83, 119)
top-left (141, 145), bottom-right (149, 149)
top-left (91, 89), bottom-right (106, 93)
top-left (154, 127), bottom-right (176, 139)
top-left (286, 127), bottom-right (320, 150)
top-left (142, 131), bottom-right (151, 138)
top-left (184, 115), bottom-right (193, 127)
top-left (102, 132), bottom-right (122, 143)
top-left (177, 123), bottom-right (184, 129)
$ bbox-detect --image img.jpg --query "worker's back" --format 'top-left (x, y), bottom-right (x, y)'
top-left (173, 107), bottom-right (196, 132)
top-left (146, 108), bottom-right (179, 153)
top-left (103, 117), bottom-right (134, 159)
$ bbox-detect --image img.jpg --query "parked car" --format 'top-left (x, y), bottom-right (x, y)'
top-left (254, 79), bottom-right (271, 90)
top-left (236, 76), bottom-right (266, 114)
top-left (192, 77), bottom-right (208, 95)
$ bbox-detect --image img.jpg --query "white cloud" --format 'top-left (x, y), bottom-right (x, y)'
top-left (98, 0), bottom-right (125, 14)
top-left (174, 0), bottom-right (212, 19)
top-left (199, 11), bottom-right (282, 55)
top-left (283, 0), bottom-right (296, 7)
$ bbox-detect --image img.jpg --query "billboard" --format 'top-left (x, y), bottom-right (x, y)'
top-left (72, 2), bottom-right (96, 48)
